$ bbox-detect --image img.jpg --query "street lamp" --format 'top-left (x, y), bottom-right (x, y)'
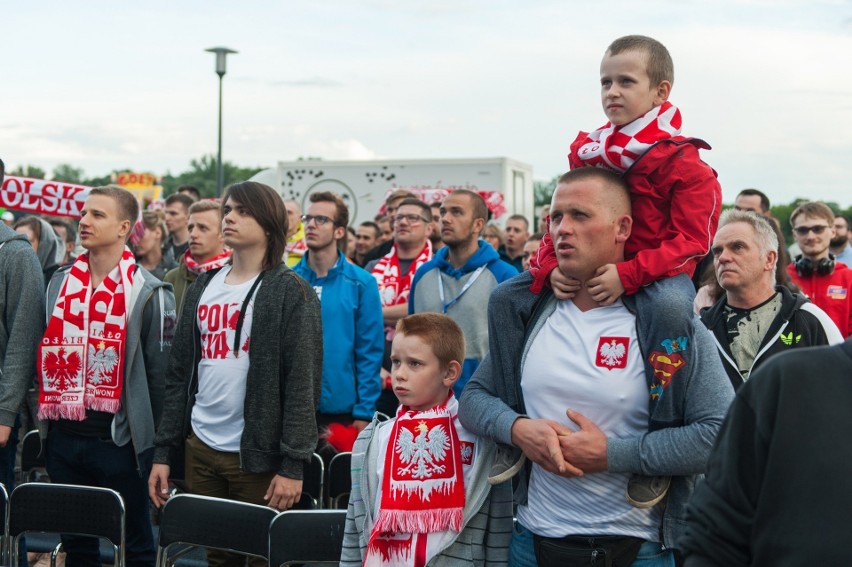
top-left (205, 46), bottom-right (238, 197)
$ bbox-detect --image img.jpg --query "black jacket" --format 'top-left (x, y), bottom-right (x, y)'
top-left (153, 263), bottom-right (322, 478)
top-left (681, 338), bottom-right (852, 566)
top-left (700, 286), bottom-right (840, 391)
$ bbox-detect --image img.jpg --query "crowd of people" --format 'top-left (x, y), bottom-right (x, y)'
top-left (1, 33), bottom-right (851, 567)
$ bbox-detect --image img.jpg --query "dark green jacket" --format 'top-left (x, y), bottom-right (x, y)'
top-left (163, 261), bottom-right (196, 316)
top-left (153, 262), bottom-right (323, 479)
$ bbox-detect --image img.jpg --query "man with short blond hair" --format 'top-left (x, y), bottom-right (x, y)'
top-left (41, 185), bottom-right (175, 567)
top-left (164, 199), bottom-right (229, 313)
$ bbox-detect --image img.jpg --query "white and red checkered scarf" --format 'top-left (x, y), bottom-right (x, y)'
top-left (371, 242), bottom-right (432, 339)
top-left (365, 394), bottom-right (465, 567)
top-left (38, 248), bottom-right (136, 420)
top-left (572, 102), bottom-right (682, 172)
top-left (183, 248), bottom-right (232, 276)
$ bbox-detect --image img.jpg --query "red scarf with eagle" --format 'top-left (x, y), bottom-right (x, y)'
top-left (38, 248), bottom-right (136, 420)
top-left (365, 394), bottom-right (465, 567)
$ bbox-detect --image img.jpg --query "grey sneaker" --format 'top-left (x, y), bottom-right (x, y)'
top-left (626, 474), bottom-right (671, 508)
top-left (488, 445), bottom-right (526, 485)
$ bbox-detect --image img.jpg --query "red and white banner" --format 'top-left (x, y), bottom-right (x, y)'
top-left (0, 176), bottom-right (92, 219)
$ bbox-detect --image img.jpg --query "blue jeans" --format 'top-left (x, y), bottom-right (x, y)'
top-left (45, 428), bottom-right (155, 567)
top-left (510, 521), bottom-right (675, 567)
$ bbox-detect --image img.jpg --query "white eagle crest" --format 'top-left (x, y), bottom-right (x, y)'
top-left (395, 421), bottom-right (450, 479)
top-left (599, 339), bottom-right (626, 367)
top-left (87, 343), bottom-right (119, 385)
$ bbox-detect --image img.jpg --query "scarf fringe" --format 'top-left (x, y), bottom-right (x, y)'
top-left (374, 507), bottom-right (463, 535)
top-left (38, 404), bottom-right (87, 422)
top-left (86, 396), bottom-right (122, 414)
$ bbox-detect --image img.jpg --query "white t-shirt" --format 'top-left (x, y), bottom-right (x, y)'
top-left (516, 299), bottom-right (661, 540)
top-left (191, 266), bottom-right (260, 452)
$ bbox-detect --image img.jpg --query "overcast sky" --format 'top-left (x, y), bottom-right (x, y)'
top-left (4, 0), bottom-right (852, 207)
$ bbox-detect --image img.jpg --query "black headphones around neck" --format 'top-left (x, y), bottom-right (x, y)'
top-left (794, 253), bottom-right (835, 277)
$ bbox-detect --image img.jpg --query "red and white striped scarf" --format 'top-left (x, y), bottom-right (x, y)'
top-left (365, 394), bottom-right (465, 567)
top-left (573, 102), bottom-right (682, 172)
top-left (371, 242), bottom-right (432, 339)
top-left (183, 248), bottom-right (232, 276)
top-left (38, 248), bottom-right (136, 420)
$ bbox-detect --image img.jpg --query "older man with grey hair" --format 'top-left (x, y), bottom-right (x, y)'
top-left (699, 209), bottom-right (843, 391)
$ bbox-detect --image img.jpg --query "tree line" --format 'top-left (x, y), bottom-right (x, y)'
top-left (7, 159), bottom-right (847, 246)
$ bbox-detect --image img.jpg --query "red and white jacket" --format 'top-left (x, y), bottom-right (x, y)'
top-left (787, 261), bottom-right (852, 337)
top-left (531, 135), bottom-right (721, 296)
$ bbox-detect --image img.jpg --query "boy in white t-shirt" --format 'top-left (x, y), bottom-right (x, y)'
top-left (340, 313), bottom-right (511, 567)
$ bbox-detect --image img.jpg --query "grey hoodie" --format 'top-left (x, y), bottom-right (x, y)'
top-left (43, 261), bottom-right (176, 472)
top-left (0, 224), bottom-right (45, 427)
top-left (34, 218), bottom-right (63, 282)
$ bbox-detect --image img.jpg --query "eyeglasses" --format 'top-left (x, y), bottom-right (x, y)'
top-left (394, 214), bottom-right (430, 225)
top-left (301, 214), bottom-right (336, 226)
top-left (793, 225), bottom-right (830, 236)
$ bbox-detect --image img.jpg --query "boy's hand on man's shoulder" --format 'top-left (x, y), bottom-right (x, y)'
top-left (586, 264), bottom-right (625, 306)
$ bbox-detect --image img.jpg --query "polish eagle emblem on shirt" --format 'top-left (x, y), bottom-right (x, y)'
top-left (596, 336), bottom-right (629, 370)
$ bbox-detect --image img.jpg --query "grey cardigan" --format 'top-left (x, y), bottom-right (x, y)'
top-left (153, 263), bottom-right (322, 479)
top-left (0, 227), bottom-right (44, 427)
top-left (458, 272), bottom-right (734, 548)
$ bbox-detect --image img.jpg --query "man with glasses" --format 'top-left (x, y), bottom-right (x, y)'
top-left (370, 198), bottom-right (434, 414)
top-left (363, 189), bottom-right (416, 265)
top-left (787, 201), bottom-right (852, 336)
top-left (293, 193), bottom-right (384, 456)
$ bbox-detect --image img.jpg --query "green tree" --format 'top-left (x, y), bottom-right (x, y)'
top-left (52, 163), bottom-right (85, 184)
top-left (534, 174), bottom-right (559, 208)
top-left (8, 164), bottom-right (46, 179)
top-left (162, 155), bottom-right (264, 198)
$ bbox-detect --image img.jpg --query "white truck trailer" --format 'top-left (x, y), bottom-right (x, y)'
top-left (250, 157), bottom-right (534, 226)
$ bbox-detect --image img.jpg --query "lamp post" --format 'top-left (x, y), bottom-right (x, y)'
top-left (205, 47), bottom-right (237, 197)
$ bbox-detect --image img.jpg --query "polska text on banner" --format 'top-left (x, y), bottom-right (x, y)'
top-left (0, 176), bottom-right (91, 218)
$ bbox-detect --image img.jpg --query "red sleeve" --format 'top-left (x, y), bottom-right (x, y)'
top-left (528, 232), bottom-right (557, 294)
top-left (617, 145), bottom-right (721, 295)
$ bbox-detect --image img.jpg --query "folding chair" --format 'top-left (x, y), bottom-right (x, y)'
top-left (269, 509), bottom-right (346, 566)
top-left (326, 452), bottom-right (352, 509)
top-left (296, 452), bottom-right (324, 510)
top-left (8, 482), bottom-right (125, 567)
top-left (155, 493), bottom-right (277, 567)
top-left (0, 483), bottom-right (8, 567)
top-left (19, 430), bottom-right (46, 483)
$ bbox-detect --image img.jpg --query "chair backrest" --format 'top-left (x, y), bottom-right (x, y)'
top-left (19, 430), bottom-right (45, 483)
top-left (156, 493), bottom-right (277, 565)
top-left (0, 482), bottom-right (8, 567)
top-left (269, 510), bottom-right (346, 567)
top-left (9, 482), bottom-right (125, 567)
top-left (326, 452), bottom-right (352, 509)
top-left (300, 453), bottom-right (324, 509)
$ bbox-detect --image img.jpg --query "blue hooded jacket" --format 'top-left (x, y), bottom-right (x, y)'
top-left (294, 251), bottom-right (384, 420)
